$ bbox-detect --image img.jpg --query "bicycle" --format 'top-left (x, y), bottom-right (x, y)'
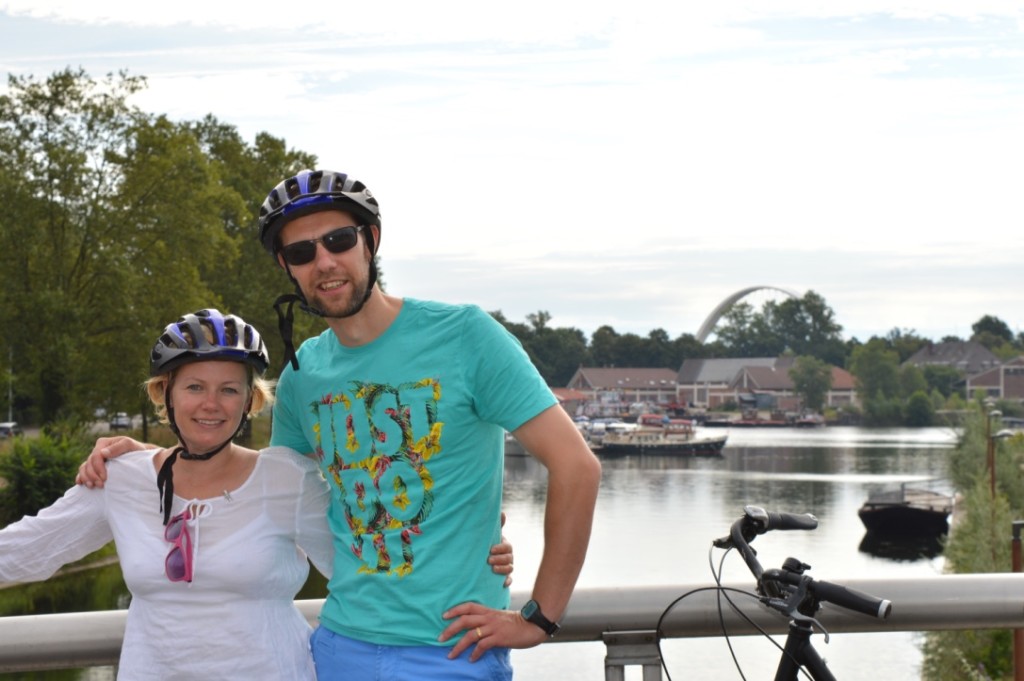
top-left (657, 505), bottom-right (893, 680)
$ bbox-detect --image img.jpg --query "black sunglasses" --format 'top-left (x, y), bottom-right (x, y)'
top-left (279, 225), bottom-right (366, 266)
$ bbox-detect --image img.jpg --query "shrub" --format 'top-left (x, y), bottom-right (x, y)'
top-left (0, 433), bottom-right (84, 527)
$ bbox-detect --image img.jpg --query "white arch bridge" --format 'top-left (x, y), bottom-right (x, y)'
top-left (695, 285), bottom-right (801, 343)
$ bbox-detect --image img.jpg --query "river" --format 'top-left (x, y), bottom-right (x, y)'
top-left (506, 425), bottom-right (956, 680)
top-left (0, 426), bottom-right (957, 680)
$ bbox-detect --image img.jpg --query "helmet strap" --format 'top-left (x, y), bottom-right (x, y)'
top-left (273, 291), bottom-right (312, 372)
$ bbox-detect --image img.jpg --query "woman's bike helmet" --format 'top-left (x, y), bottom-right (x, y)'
top-left (151, 308), bottom-right (269, 377)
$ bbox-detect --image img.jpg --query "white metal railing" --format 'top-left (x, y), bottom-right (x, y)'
top-left (1, 574), bottom-right (1023, 676)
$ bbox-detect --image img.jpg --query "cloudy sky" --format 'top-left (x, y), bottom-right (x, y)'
top-left (2, 1), bottom-right (1021, 343)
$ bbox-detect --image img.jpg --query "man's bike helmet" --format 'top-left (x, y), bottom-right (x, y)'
top-left (258, 169), bottom-right (381, 256)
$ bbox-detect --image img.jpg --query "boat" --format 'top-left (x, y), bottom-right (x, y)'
top-left (857, 483), bottom-right (954, 535)
top-left (793, 412), bottom-right (826, 428)
top-left (595, 417), bottom-right (728, 456)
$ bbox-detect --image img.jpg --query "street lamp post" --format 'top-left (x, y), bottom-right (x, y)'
top-left (985, 405), bottom-right (1013, 499)
top-left (987, 423), bottom-right (1014, 499)
top-left (987, 407), bottom-right (1001, 497)
top-left (1014, 520), bottom-right (1024, 681)
top-left (6, 347), bottom-right (11, 423)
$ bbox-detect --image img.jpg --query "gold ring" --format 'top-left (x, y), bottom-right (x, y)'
top-left (476, 627), bottom-right (483, 639)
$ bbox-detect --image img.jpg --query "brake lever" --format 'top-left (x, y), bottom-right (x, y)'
top-left (762, 572), bottom-right (832, 644)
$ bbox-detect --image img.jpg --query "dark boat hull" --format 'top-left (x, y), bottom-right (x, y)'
top-left (858, 486), bottom-right (953, 536)
top-left (858, 505), bottom-right (950, 535)
top-left (598, 436), bottom-right (727, 457)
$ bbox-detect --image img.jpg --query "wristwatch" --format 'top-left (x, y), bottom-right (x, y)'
top-left (520, 599), bottom-right (560, 636)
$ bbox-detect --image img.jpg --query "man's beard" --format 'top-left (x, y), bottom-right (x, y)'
top-left (311, 277), bottom-right (369, 319)
top-left (311, 260), bottom-right (374, 319)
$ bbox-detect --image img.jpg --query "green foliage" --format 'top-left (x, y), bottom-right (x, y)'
top-left (946, 392), bottom-right (967, 412)
top-left (767, 291), bottom-right (847, 364)
top-left (923, 405), bottom-right (1024, 679)
top-left (0, 433), bottom-right (84, 526)
top-left (861, 394), bottom-right (903, 426)
top-left (923, 364), bottom-right (964, 398)
top-left (788, 356), bottom-right (832, 411)
top-left (715, 302), bottom-right (779, 357)
top-left (899, 364), bottom-right (928, 398)
top-left (972, 315), bottom-right (1013, 344)
top-left (0, 557), bottom-right (124, 616)
top-left (849, 339), bottom-right (901, 400)
top-left (713, 290), bottom-right (846, 363)
top-left (0, 69), bottom-right (325, 424)
top-left (904, 390), bottom-right (935, 426)
top-left (922, 482), bottom-right (1014, 680)
top-left (884, 327), bottom-right (931, 363)
top-left (492, 311), bottom-right (708, 385)
top-left (923, 627), bottom-right (1012, 681)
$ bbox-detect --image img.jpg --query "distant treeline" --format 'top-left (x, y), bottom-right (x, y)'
top-left (490, 298), bottom-right (1022, 387)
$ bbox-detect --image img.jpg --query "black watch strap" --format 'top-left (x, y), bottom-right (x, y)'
top-left (520, 599), bottom-right (560, 636)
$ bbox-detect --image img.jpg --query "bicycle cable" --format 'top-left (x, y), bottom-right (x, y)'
top-left (657, 541), bottom-right (819, 680)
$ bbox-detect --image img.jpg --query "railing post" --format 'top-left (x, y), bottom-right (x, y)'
top-left (602, 630), bottom-right (662, 681)
top-left (1013, 520), bottom-right (1024, 681)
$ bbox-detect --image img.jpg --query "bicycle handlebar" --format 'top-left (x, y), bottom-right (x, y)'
top-left (714, 505), bottom-right (892, 621)
top-left (762, 568), bottom-right (893, 619)
top-left (713, 505), bottom-right (819, 548)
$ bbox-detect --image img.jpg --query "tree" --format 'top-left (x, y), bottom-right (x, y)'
top-left (0, 69), bottom-right (245, 422)
top-left (188, 119), bottom-right (320, 378)
top-left (490, 310), bottom-right (589, 386)
top-left (670, 332), bottom-right (707, 369)
top-left (899, 364), bottom-right (928, 398)
top-left (0, 433), bottom-right (83, 526)
top-left (884, 327), bottom-right (930, 363)
top-left (971, 315), bottom-right (1012, 343)
top-left (643, 328), bottom-right (674, 368)
top-left (713, 290), bottom-right (845, 364)
top-left (849, 339), bottom-right (901, 400)
top-left (922, 364), bottom-right (963, 398)
top-left (767, 290), bottom-right (846, 364)
top-left (904, 390), bottom-right (935, 426)
top-left (0, 69), bottom-right (333, 423)
top-left (529, 326), bottom-right (589, 386)
top-left (970, 314), bottom-right (1015, 355)
top-left (789, 356), bottom-right (833, 412)
top-left (715, 302), bottom-right (780, 357)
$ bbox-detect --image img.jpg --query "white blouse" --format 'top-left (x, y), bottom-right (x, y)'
top-left (0, 447), bottom-right (333, 680)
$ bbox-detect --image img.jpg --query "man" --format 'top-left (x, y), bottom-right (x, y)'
top-left (82, 169), bottom-right (601, 679)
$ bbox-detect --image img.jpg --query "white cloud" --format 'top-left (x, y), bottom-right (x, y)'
top-left (2, 1), bottom-right (1022, 341)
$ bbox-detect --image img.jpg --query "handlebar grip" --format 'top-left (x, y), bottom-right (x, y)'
top-left (814, 580), bottom-right (892, 620)
top-left (765, 511), bottom-right (818, 532)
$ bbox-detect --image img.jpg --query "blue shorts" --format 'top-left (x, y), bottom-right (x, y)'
top-left (310, 625), bottom-right (513, 681)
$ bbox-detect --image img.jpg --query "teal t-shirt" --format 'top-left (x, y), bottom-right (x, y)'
top-left (271, 299), bottom-right (556, 646)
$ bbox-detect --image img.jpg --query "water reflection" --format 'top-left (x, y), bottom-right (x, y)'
top-left (858, 530), bottom-right (946, 561)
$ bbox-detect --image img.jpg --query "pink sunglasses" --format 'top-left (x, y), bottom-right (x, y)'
top-left (165, 509), bottom-right (194, 583)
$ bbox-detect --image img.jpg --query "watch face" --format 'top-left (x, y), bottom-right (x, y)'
top-left (522, 600), bottom-right (539, 618)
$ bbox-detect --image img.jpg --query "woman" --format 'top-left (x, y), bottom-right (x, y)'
top-left (0, 309), bottom-right (511, 679)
